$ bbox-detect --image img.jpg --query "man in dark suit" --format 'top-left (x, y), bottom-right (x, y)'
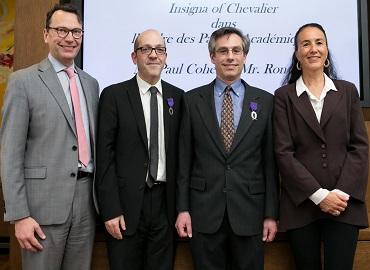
top-left (96, 29), bottom-right (183, 270)
top-left (0, 4), bottom-right (99, 270)
top-left (175, 27), bottom-right (279, 270)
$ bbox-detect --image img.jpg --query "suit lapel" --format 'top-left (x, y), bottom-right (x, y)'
top-left (77, 68), bottom-right (96, 146)
top-left (229, 82), bottom-right (259, 153)
top-left (127, 78), bottom-right (148, 150)
top-left (38, 59), bottom-right (76, 136)
top-left (320, 89), bottom-right (343, 128)
top-left (162, 82), bottom-right (172, 151)
top-left (288, 89), bottom-right (326, 142)
top-left (197, 82), bottom-right (226, 157)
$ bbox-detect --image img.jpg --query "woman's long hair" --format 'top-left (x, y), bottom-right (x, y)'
top-left (282, 23), bottom-right (338, 85)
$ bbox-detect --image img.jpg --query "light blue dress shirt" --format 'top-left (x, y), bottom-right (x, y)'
top-left (214, 79), bottom-right (245, 130)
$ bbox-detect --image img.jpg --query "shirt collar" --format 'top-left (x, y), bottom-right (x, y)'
top-left (214, 78), bottom-right (242, 97)
top-left (136, 74), bottom-right (162, 96)
top-left (48, 54), bottom-right (75, 73)
top-left (296, 73), bottom-right (338, 97)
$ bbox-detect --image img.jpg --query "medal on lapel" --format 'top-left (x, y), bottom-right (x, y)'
top-left (249, 101), bottom-right (258, 120)
top-left (167, 98), bottom-right (174, 115)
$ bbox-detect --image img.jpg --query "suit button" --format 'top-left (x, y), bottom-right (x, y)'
top-left (70, 172), bottom-right (76, 177)
top-left (223, 187), bottom-right (227, 193)
top-left (322, 153), bottom-right (327, 158)
top-left (321, 144), bottom-right (326, 149)
top-left (226, 165), bottom-right (231, 170)
top-left (72, 145), bottom-right (77, 151)
top-left (144, 162), bottom-right (148, 168)
top-left (322, 163), bottom-right (327, 168)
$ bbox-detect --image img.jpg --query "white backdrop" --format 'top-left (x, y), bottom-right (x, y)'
top-left (83, 0), bottom-right (360, 93)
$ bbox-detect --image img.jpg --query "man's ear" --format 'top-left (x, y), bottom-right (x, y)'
top-left (131, 51), bottom-right (137, 65)
top-left (43, 28), bottom-right (49, 44)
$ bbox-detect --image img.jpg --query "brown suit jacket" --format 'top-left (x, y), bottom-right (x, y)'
top-left (274, 79), bottom-right (368, 231)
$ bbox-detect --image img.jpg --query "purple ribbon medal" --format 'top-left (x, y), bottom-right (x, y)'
top-left (167, 98), bottom-right (174, 115)
top-left (249, 101), bottom-right (258, 120)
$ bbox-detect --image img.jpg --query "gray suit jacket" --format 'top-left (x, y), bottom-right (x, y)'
top-left (0, 58), bottom-right (99, 224)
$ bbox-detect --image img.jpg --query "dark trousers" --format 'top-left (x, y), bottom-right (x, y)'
top-left (287, 219), bottom-right (359, 270)
top-left (106, 183), bottom-right (175, 270)
top-left (190, 212), bottom-right (263, 270)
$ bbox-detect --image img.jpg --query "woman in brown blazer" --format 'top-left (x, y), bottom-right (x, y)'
top-left (274, 23), bottom-right (369, 270)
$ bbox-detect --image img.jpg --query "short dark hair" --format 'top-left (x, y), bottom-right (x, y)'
top-left (208, 27), bottom-right (250, 55)
top-left (45, 3), bottom-right (82, 28)
top-left (282, 23), bottom-right (337, 85)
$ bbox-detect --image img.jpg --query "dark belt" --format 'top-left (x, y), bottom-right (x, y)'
top-left (146, 181), bottom-right (165, 188)
top-left (153, 181), bottom-right (165, 185)
top-left (77, 171), bottom-right (93, 179)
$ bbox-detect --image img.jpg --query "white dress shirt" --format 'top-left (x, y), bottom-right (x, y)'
top-left (136, 75), bottom-right (166, 182)
top-left (296, 74), bottom-right (349, 204)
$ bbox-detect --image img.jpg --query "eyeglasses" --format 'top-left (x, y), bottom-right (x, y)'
top-left (215, 47), bottom-right (244, 56)
top-left (136, 47), bottom-right (166, 55)
top-left (48, 27), bottom-right (84, 39)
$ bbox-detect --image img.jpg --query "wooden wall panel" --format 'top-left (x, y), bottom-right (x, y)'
top-left (0, 0), bottom-right (14, 240)
top-left (14, 0), bottom-right (58, 71)
top-left (0, 186), bottom-right (8, 237)
top-left (8, 1), bottom-right (59, 270)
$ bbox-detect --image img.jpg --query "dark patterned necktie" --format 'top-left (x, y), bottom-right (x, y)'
top-left (220, 86), bottom-right (235, 152)
top-left (148, 86), bottom-right (158, 188)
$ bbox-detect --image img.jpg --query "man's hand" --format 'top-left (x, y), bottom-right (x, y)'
top-left (104, 215), bottom-right (126, 240)
top-left (262, 218), bottom-right (277, 242)
top-left (319, 191), bottom-right (348, 216)
top-left (175, 211), bottom-right (192, 238)
top-left (15, 217), bottom-right (45, 252)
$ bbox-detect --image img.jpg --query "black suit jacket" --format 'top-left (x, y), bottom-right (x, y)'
top-left (96, 76), bottom-right (183, 235)
top-left (177, 80), bottom-right (279, 236)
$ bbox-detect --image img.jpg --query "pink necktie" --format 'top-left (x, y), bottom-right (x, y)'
top-left (65, 67), bottom-right (89, 167)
